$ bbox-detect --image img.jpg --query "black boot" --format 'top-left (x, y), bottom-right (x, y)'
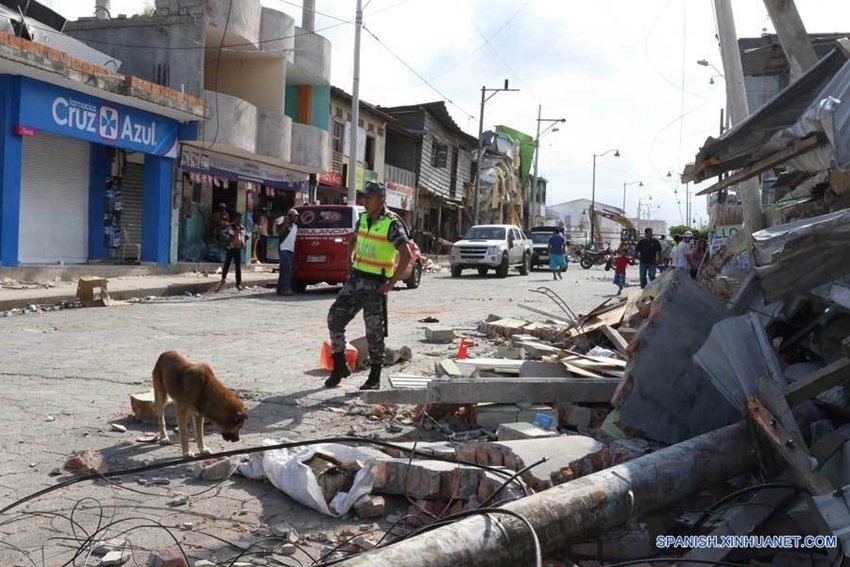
top-left (359, 364), bottom-right (382, 390)
top-left (324, 352), bottom-right (351, 388)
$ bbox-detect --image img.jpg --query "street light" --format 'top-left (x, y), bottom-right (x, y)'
top-left (590, 148), bottom-right (619, 248)
top-left (622, 180), bottom-right (643, 213)
top-left (530, 105), bottom-right (565, 228)
top-left (474, 79), bottom-right (519, 225)
top-left (637, 195), bottom-right (653, 220)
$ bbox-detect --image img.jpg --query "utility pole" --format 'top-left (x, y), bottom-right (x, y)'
top-left (347, 0), bottom-right (363, 203)
top-left (302, 0), bottom-right (315, 32)
top-left (529, 106), bottom-right (565, 230)
top-left (473, 80), bottom-right (519, 225)
top-left (713, 0), bottom-right (763, 253)
top-left (763, 0), bottom-right (817, 81)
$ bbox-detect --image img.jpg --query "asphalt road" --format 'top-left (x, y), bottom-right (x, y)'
top-left (0, 262), bottom-right (627, 565)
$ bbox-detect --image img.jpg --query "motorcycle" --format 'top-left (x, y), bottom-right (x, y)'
top-left (579, 248), bottom-right (612, 269)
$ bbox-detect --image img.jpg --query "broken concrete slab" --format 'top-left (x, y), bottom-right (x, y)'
top-left (425, 327), bottom-right (455, 344)
top-left (496, 422), bottom-right (557, 441)
top-left (487, 436), bottom-right (606, 490)
top-left (613, 271), bottom-right (741, 444)
top-left (361, 377), bottom-right (619, 405)
top-left (434, 360), bottom-right (462, 378)
top-left (519, 360), bottom-right (571, 378)
top-left (130, 391), bottom-right (175, 424)
top-left (474, 404), bottom-right (554, 429)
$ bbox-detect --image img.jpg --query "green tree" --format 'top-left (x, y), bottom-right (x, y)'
top-left (668, 225), bottom-right (707, 240)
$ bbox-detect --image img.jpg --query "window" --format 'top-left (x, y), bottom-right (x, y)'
top-left (430, 139), bottom-right (448, 168)
top-left (332, 122), bottom-right (343, 153)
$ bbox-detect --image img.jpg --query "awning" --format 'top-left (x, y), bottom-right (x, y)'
top-left (685, 46), bottom-right (849, 184)
top-left (180, 140), bottom-right (319, 191)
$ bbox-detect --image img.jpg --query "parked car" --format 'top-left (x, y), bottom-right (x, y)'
top-left (291, 205), bottom-right (423, 292)
top-left (528, 226), bottom-right (570, 270)
top-left (449, 224), bottom-right (532, 278)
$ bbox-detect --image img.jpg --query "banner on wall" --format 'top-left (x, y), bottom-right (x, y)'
top-left (708, 224), bottom-right (750, 273)
top-left (386, 181), bottom-right (415, 211)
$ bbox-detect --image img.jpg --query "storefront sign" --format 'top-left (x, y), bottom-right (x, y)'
top-left (319, 171), bottom-right (343, 187)
top-left (708, 224), bottom-right (749, 273)
top-left (180, 145), bottom-right (308, 192)
top-left (386, 181), bottom-right (415, 211)
top-left (18, 78), bottom-right (180, 157)
top-left (13, 125), bottom-right (35, 137)
top-left (357, 168), bottom-right (378, 190)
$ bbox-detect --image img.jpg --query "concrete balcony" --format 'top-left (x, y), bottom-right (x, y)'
top-left (201, 90), bottom-right (257, 154)
top-left (257, 110), bottom-right (292, 161)
top-left (292, 27), bottom-right (332, 84)
top-left (291, 122), bottom-right (329, 170)
top-left (260, 7), bottom-right (295, 62)
top-left (206, 0), bottom-right (263, 52)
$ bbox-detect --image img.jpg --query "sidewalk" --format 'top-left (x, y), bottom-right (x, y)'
top-left (0, 269), bottom-right (279, 311)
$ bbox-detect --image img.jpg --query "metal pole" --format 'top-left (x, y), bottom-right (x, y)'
top-left (589, 154), bottom-right (596, 247)
top-left (347, 0), bottom-right (363, 203)
top-left (530, 104), bottom-right (541, 229)
top-left (473, 86), bottom-right (485, 225)
top-left (622, 182), bottom-right (626, 212)
top-left (335, 421), bottom-right (756, 567)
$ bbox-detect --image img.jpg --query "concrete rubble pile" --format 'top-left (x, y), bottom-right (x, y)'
top-left (323, 212), bottom-right (850, 567)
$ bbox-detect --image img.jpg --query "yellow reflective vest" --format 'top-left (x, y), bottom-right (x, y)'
top-left (352, 211), bottom-right (397, 278)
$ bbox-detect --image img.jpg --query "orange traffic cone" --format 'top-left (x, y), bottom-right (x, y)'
top-left (456, 338), bottom-right (469, 360)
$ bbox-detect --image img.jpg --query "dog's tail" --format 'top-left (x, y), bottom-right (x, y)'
top-left (152, 354), bottom-right (170, 408)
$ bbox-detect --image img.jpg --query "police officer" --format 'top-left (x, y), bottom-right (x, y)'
top-left (325, 182), bottom-right (412, 390)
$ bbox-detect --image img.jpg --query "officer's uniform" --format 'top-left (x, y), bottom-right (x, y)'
top-left (327, 206), bottom-right (409, 369)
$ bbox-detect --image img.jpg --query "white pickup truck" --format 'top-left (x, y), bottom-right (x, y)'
top-left (449, 224), bottom-right (533, 278)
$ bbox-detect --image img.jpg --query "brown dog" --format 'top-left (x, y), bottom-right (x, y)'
top-left (152, 350), bottom-right (247, 457)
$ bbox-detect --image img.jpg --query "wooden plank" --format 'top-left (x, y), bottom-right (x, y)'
top-left (695, 135), bottom-right (822, 196)
top-left (567, 306), bottom-right (627, 338)
top-left (601, 326), bottom-right (630, 356)
top-left (747, 397), bottom-right (834, 495)
top-left (564, 350), bottom-right (627, 367)
top-left (361, 377), bottom-right (620, 405)
top-left (784, 358), bottom-right (850, 407)
top-left (561, 361), bottom-right (606, 379)
top-left (455, 358), bottom-right (524, 375)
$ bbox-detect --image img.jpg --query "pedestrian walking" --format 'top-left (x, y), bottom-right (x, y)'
top-left (690, 237), bottom-right (710, 279)
top-left (634, 228), bottom-right (662, 289)
top-left (548, 229), bottom-right (567, 280)
top-left (673, 230), bottom-right (693, 274)
top-left (276, 209), bottom-right (299, 296)
top-left (613, 247), bottom-right (630, 295)
top-left (217, 212), bottom-right (246, 291)
top-left (325, 182), bottom-right (413, 391)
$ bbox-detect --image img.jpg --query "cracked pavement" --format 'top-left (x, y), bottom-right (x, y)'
top-left (0, 264), bottom-right (623, 565)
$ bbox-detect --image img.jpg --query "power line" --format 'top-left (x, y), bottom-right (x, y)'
top-left (362, 24), bottom-right (478, 122)
top-left (643, 0), bottom-right (708, 102)
top-left (429, 0), bottom-right (530, 82)
top-left (206, 0), bottom-right (233, 150)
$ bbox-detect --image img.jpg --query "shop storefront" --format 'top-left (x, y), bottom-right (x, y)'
top-left (176, 142), bottom-right (313, 264)
top-left (317, 171), bottom-right (345, 204)
top-left (0, 76), bottom-right (184, 267)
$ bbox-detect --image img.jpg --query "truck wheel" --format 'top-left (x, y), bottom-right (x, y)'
top-left (451, 265), bottom-right (463, 278)
top-left (405, 262), bottom-right (422, 289)
top-left (496, 254), bottom-right (510, 278)
top-left (519, 252), bottom-right (531, 276)
top-left (477, 267), bottom-right (488, 276)
top-left (580, 256), bottom-right (593, 270)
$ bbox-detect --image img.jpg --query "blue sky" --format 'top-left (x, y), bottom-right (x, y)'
top-left (48, 0), bottom-right (850, 228)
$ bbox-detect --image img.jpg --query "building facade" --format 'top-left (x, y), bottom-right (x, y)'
top-left (383, 102), bottom-right (476, 250)
top-left (548, 199), bottom-right (627, 247)
top-left (317, 86), bottom-right (392, 203)
top-left (67, 0), bottom-right (331, 263)
top-left (0, 2), bottom-right (204, 268)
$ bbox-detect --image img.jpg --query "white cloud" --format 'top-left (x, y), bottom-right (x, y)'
top-left (52, 0), bottom-right (850, 227)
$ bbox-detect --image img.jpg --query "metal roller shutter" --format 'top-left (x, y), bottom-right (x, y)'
top-left (19, 133), bottom-right (90, 264)
top-left (121, 162), bottom-right (144, 250)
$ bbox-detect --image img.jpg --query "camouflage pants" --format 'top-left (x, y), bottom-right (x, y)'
top-left (327, 274), bottom-right (385, 366)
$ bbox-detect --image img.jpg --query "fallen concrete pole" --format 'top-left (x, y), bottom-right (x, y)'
top-left (337, 421), bottom-right (756, 567)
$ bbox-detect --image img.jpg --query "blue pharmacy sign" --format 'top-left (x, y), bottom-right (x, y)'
top-left (17, 78), bottom-right (179, 157)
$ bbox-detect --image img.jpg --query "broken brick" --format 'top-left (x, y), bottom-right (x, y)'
top-left (558, 403), bottom-right (593, 429)
top-left (353, 495), bottom-right (385, 519)
top-left (146, 546), bottom-right (188, 567)
top-left (65, 449), bottom-right (107, 475)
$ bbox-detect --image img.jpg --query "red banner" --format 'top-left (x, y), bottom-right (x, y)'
top-left (319, 171), bottom-right (343, 187)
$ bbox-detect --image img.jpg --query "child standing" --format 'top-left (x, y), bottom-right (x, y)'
top-left (613, 247), bottom-right (630, 295)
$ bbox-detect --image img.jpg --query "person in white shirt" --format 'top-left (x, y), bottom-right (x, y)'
top-left (276, 209), bottom-right (300, 296)
top-left (673, 230), bottom-right (693, 273)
